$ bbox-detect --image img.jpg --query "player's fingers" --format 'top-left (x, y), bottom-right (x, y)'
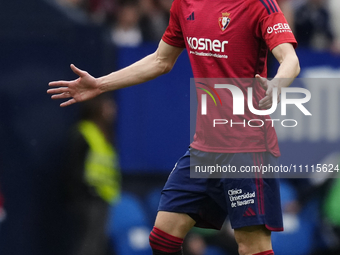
top-left (259, 96), bottom-right (272, 108)
top-left (48, 81), bottom-right (70, 87)
top-left (47, 87), bottom-right (69, 94)
top-left (70, 64), bottom-right (86, 77)
top-left (255, 74), bottom-right (268, 90)
top-left (60, 98), bottom-right (77, 107)
top-left (51, 92), bottom-right (72, 100)
top-left (259, 95), bottom-right (271, 103)
top-left (260, 99), bottom-right (273, 109)
top-left (259, 102), bottom-right (272, 109)
top-left (266, 85), bottom-right (273, 96)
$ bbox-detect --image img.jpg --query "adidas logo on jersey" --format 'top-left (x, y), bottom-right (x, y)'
top-left (187, 12), bottom-right (195, 20)
top-left (243, 207), bottom-right (256, 217)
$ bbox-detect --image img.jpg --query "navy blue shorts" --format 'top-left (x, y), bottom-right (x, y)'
top-left (158, 148), bottom-right (283, 231)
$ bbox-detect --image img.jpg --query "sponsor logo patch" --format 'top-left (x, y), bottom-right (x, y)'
top-left (267, 23), bottom-right (292, 34)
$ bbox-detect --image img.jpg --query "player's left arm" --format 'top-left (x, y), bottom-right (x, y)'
top-left (256, 42), bottom-right (300, 109)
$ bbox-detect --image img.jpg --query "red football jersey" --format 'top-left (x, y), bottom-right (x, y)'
top-left (162, 0), bottom-right (297, 157)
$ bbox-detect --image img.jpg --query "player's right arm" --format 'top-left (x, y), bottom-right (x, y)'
top-left (47, 40), bottom-right (183, 107)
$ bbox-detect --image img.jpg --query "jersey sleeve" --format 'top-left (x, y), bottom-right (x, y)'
top-left (249, 0), bottom-right (297, 51)
top-left (162, 0), bottom-right (186, 48)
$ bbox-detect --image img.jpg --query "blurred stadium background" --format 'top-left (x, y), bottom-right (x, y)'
top-left (0, 0), bottom-right (340, 255)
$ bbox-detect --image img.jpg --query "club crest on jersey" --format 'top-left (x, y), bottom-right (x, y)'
top-left (218, 12), bottom-right (231, 31)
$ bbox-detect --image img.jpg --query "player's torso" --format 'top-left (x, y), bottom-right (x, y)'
top-left (177, 0), bottom-right (267, 78)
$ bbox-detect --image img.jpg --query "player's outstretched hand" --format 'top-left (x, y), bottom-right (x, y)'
top-left (255, 74), bottom-right (280, 110)
top-left (47, 64), bottom-right (101, 107)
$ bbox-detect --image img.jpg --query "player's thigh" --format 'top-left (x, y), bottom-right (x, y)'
top-left (154, 211), bottom-right (196, 239)
top-left (234, 225), bottom-right (272, 254)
